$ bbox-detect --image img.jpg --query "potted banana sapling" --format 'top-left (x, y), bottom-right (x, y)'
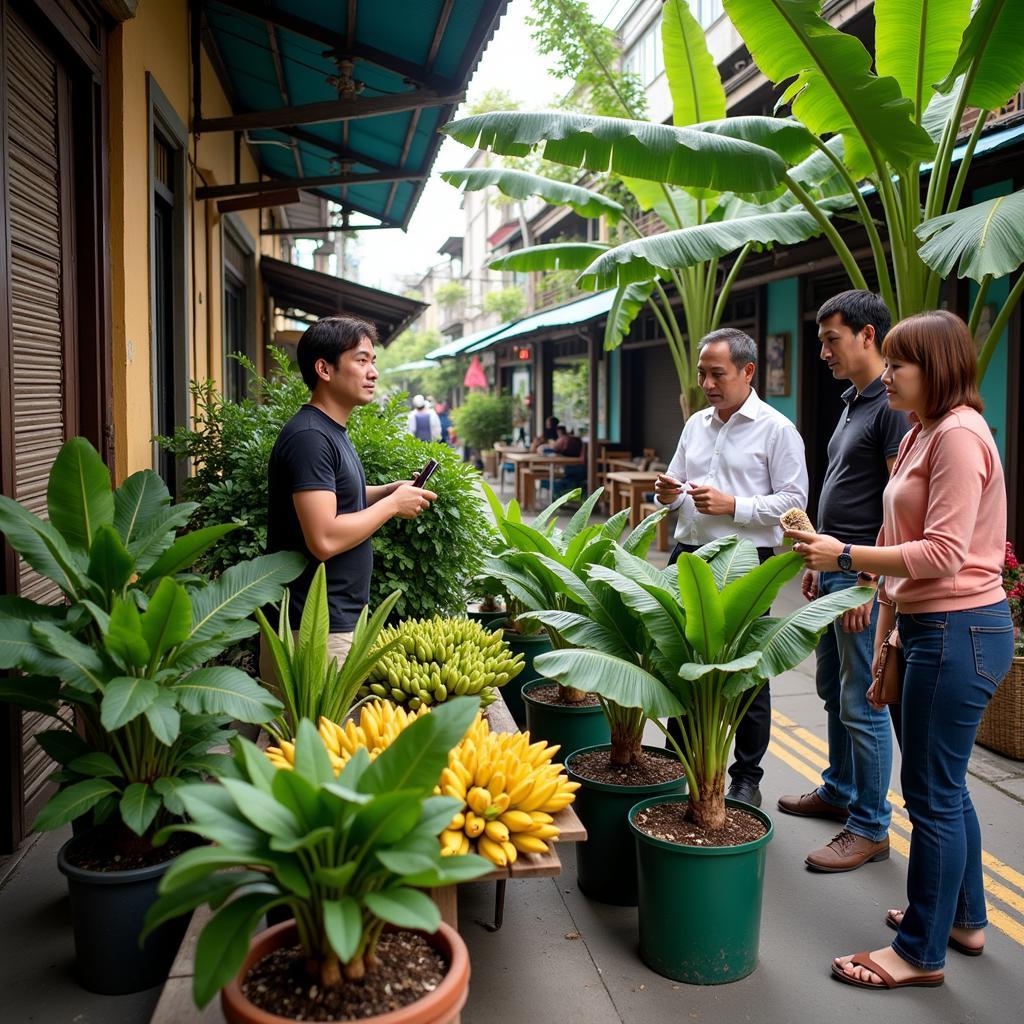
top-left (144, 698), bottom-right (492, 1023)
top-left (536, 537), bottom-right (872, 982)
top-left (0, 438), bottom-right (303, 993)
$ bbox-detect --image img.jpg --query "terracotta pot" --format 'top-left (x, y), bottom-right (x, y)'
top-left (221, 919), bottom-right (470, 1024)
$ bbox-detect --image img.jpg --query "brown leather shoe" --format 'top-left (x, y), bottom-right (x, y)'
top-left (777, 790), bottom-right (848, 822)
top-left (806, 830), bottom-right (890, 873)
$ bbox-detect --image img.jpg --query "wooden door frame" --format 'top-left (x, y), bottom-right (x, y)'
top-left (0, 0), bottom-right (110, 853)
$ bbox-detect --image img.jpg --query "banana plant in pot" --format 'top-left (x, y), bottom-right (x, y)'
top-left (479, 481), bottom-right (663, 753)
top-left (536, 537), bottom-right (873, 982)
top-left (0, 437), bottom-right (302, 993)
top-left (143, 697), bottom-right (492, 1023)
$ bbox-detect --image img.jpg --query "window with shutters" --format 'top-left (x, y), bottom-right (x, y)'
top-left (148, 78), bottom-right (189, 497)
top-left (222, 221), bottom-right (255, 401)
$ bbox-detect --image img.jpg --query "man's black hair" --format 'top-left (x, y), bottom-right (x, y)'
top-left (296, 315), bottom-right (378, 390)
top-left (816, 290), bottom-right (891, 350)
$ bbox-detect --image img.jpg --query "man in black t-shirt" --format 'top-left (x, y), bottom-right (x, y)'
top-left (264, 316), bottom-right (436, 669)
top-left (778, 291), bottom-right (909, 874)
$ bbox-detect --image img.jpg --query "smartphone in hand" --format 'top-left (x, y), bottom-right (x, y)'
top-left (412, 459), bottom-right (439, 489)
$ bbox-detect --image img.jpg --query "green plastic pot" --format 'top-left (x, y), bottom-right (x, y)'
top-left (465, 605), bottom-right (506, 630)
top-left (628, 794), bottom-right (774, 985)
top-left (498, 627), bottom-right (552, 724)
top-left (566, 745), bottom-right (687, 906)
top-left (522, 678), bottom-right (609, 758)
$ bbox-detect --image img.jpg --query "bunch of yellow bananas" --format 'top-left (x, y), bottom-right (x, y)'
top-left (264, 700), bottom-right (427, 775)
top-left (437, 713), bottom-right (579, 868)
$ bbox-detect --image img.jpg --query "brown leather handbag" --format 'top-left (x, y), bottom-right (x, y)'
top-left (873, 629), bottom-right (903, 705)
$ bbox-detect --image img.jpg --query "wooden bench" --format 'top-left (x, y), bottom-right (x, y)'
top-left (151, 693), bottom-right (586, 1022)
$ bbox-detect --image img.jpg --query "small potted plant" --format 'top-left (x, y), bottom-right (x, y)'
top-left (536, 538), bottom-right (872, 983)
top-left (451, 393), bottom-right (512, 475)
top-left (976, 541), bottom-right (1024, 759)
top-left (255, 563), bottom-right (403, 742)
top-left (144, 698), bottom-right (493, 1022)
top-left (0, 438), bottom-right (302, 993)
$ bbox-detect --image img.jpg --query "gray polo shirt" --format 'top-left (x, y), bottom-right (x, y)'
top-left (816, 377), bottom-right (910, 545)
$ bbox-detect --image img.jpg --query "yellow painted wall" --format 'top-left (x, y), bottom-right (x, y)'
top-left (108, 0), bottom-right (274, 480)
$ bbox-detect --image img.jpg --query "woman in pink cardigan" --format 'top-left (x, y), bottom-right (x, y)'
top-left (787, 310), bottom-right (1013, 991)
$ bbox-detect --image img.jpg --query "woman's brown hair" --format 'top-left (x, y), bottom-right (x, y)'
top-left (882, 309), bottom-right (984, 420)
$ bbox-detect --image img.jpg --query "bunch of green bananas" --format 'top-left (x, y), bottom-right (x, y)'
top-left (357, 615), bottom-right (524, 710)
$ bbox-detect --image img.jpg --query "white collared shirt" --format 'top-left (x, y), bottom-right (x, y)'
top-left (660, 389), bottom-right (809, 549)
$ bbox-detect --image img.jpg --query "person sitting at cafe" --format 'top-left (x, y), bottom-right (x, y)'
top-left (545, 425), bottom-right (583, 458)
top-left (530, 415), bottom-right (560, 451)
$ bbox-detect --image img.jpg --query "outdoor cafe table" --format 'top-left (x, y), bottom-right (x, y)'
top-left (505, 452), bottom-right (582, 510)
top-left (605, 470), bottom-right (662, 528)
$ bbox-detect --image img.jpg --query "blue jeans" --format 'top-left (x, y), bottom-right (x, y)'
top-left (814, 571), bottom-right (892, 841)
top-left (892, 600), bottom-right (1014, 970)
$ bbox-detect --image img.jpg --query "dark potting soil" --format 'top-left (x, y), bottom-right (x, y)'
top-left (64, 827), bottom-right (196, 872)
top-left (242, 932), bottom-right (447, 1021)
top-left (570, 748), bottom-right (686, 787)
top-left (526, 683), bottom-right (601, 708)
top-left (633, 800), bottom-right (767, 848)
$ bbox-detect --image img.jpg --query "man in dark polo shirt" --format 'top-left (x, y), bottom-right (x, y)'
top-left (264, 316), bottom-right (436, 670)
top-left (778, 291), bottom-right (909, 872)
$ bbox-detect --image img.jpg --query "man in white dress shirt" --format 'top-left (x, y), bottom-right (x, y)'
top-left (655, 329), bottom-right (809, 808)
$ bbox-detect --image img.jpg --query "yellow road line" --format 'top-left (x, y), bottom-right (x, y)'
top-left (766, 729), bottom-right (1024, 947)
top-left (771, 710), bottom-right (1024, 896)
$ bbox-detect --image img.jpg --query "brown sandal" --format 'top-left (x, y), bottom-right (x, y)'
top-left (831, 951), bottom-right (944, 990)
top-left (884, 909), bottom-right (984, 957)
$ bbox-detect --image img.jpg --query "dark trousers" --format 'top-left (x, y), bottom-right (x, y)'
top-left (668, 541), bottom-right (775, 787)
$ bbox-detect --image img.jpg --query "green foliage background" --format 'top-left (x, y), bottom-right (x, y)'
top-left (159, 350), bottom-right (493, 619)
top-left (450, 392), bottom-right (514, 452)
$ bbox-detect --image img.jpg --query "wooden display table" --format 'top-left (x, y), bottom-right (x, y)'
top-left (605, 470), bottom-right (662, 528)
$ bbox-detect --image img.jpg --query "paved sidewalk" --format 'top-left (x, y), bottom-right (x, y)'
top-left (2, 510), bottom-right (1022, 1023)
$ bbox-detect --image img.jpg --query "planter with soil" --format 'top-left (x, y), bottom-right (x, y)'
top-left (465, 602), bottom-right (506, 631)
top-left (566, 745), bottom-right (687, 906)
top-left (221, 919), bottom-right (470, 1024)
top-left (522, 679), bottom-right (609, 757)
top-left (57, 828), bottom-right (195, 994)
top-left (497, 627), bottom-right (553, 724)
top-left (628, 794), bottom-right (774, 985)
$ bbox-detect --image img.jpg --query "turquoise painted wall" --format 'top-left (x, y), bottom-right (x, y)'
top-left (764, 277), bottom-right (800, 423)
top-left (970, 181), bottom-right (1011, 463)
top-left (608, 347), bottom-right (621, 442)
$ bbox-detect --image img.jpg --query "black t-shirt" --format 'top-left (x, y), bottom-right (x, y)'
top-left (817, 377), bottom-right (910, 545)
top-left (266, 405), bottom-right (371, 631)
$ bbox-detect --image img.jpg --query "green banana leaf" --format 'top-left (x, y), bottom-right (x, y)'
top-left (488, 242), bottom-right (608, 272)
top-left (440, 167), bottom-right (624, 221)
top-left (937, 0), bottom-right (1024, 109)
top-left (676, 554), bottom-right (725, 660)
top-left (577, 205), bottom-right (827, 288)
top-left (721, 0), bottom-right (935, 176)
top-left (662, 0), bottom-right (726, 126)
top-left (605, 280), bottom-right (656, 352)
top-left (874, 0), bottom-right (971, 122)
top-left (687, 115), bottom-right (820, 165)
top-left (441, 110), bottom-right (788, 194)
top-left (916, 187), bottom-right (1024, 281)
top-left (46, 436), bottom-right (114, 553)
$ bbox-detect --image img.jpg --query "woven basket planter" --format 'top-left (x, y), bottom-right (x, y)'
top-left (977, 657), bottom-right (1024, 760)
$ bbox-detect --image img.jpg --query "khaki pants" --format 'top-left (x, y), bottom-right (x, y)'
top-left (258, 629), bottom-right (355, 694)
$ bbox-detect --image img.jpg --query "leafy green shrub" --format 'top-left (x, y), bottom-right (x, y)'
top-left (159, 351), bottom-right (493, 620)
top-left (451, 392), bottom-right (513, 453)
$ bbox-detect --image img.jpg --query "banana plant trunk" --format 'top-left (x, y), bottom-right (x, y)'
top-left (609, 724), bottom-right (643, 766)
top-left (688, 771), bottom-right (727, 831)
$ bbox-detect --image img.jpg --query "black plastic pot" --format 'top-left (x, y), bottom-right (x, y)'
top-left (566, 745), bottom-right (687, 906)
top-left (628, 794), bottom-right (774, 984)
top-left (522, 678), bottom-right (609, 757)
top-left (497, 626), bottom-right (553, 724)
top-left (465, 605), bottom-right (506, 630)
top-left (57, 834), bottom-right (190, 994)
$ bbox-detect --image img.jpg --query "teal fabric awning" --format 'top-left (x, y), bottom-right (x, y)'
top-left (426, 322), bottom-right (511, 360)
top-left (465, 290), bottom-right (615, 353)
top-left (197, 1), bottom-right (508, 228)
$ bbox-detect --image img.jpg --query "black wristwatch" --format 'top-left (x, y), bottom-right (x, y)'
top-left (837, 543), bottom-right (854, 571)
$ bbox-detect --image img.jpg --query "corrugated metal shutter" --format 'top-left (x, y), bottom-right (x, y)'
top-left (4, 6), bottom-right (69, 812)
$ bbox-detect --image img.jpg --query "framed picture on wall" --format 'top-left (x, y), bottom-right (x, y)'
top-left (765, 332), bottom-right (790, 397)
